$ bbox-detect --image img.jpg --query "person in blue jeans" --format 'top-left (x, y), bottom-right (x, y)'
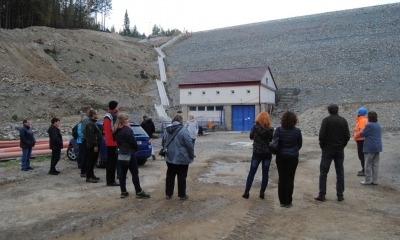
top-left (242, 112), bottom-right (274, 200)
top-left (275, 111), bottom-right (302, 208)
top-left (19, 119), bottom-right (36, 171)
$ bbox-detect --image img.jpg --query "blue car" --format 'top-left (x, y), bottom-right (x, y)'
top-left (66, 122), bottom-right (152, 166)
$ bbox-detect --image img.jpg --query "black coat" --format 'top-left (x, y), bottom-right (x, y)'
top-left (276, 127), bottom-right (302, 157)
top-left (141, 119), bottom-right (155, 137)
top-left (319, 114), bottom-right (350, 150)
top-left (47, 124), bottom-right (63, 150)
top-left (250, 124), bottom-right (274, 154)
top-left (85, 119), bottom-right (102, 148)
top-left (20, 125), bottom-right (36, 148)
top-left (114, 125), bottom-right (138, 155)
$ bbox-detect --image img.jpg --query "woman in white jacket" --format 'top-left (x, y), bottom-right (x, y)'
top-left (184, 115), bottom-right (199, 146)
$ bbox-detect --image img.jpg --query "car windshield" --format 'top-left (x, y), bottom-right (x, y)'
top-left (131, 125), bottom-right (148, 136)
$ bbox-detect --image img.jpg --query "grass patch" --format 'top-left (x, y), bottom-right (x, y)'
top-left (0, 155), bottom-right (51, 168)
top-left (12, 114), bottom-right (18, 121)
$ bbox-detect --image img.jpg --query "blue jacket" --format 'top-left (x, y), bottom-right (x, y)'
top-left (162, 122), bottom-right (194, 165)
top-left (20, 125), bottom-right (36, 148)
top-left (276, 126), bottom-right (302, 157)
top-left (360, 122), bottom-right (382, 153)
top-left (77, 122), bottom-right (83, 144)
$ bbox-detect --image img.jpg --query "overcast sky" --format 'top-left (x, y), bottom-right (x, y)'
top-left (105, 0), bottom-right (399, 35)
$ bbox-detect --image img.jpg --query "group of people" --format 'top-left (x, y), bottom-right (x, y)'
top-left (19, 102), bottom-right (381, 203)
top-left (243, 103), bottom-right (382, 207)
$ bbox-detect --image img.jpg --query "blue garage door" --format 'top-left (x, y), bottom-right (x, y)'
top-left (232, 105), bottom-right (255, 131)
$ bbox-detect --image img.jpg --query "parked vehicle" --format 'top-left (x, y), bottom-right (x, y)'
top-left (66, 122), bottom-right (152, 166)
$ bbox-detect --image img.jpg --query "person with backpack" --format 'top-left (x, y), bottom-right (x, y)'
top-left (77, 107), bottom-right (92, 178)
top-left (103, 101), bottom-right (120, 186)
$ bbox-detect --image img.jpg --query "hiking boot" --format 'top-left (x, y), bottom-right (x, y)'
top-left (360, 181), bottom-right (371, 185)
top-left (314, 195), bottom-right (326, 202)
top-left (242, 192), bottom-right (249, 199)
top-left (120, 192), bottom-right (129, 198)
top-left (92, 175), bottom-right (100, 181)
top-left (259, 193), bottom-right (265, 199)
top-left (55, 169), bottom-right (61, 173)
top-left (136, 190), bottom-right (150, 199)
top-left (21, 168), bottom-right (29, 171)
top-left (86, 178), bottom-right (99, 183)
top-left (285, 203), bottom-right (293, 208)
top-left (357, 172), bottom-right (365, 176)
top-left (337, 196), bottom-right (344, 202)
top-left (48, 170), bottom-right (59, 175)
top-left (166, 195), bottom-right (172, 199)
top-left (152, 154), bottom-right (156, 160)
top-left (179, 194), bottom-right (189, 200)
top-left (27, 166), bottom-right (34, 170)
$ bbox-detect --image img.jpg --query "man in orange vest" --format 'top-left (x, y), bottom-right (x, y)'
top-left (353, 107), bottom-right (367, 176)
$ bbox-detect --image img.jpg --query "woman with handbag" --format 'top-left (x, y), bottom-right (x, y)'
top-left (275, 111), bottom-right (302, 208)
top-left (242, 111), bottom-right (274, 199)
top-left (113, 113), bottom-right (150, 199)
top-left (163, 114), bottom-right (194, 200)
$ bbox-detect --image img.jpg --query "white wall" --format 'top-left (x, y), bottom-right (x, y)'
top-left (261, 71), bottom-right (276, 90)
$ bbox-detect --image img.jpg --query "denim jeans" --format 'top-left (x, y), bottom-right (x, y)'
top-left (244, 153), bottom-right (272, 194)
top-left (319, 149), bottom-right (345, 197)
top-left (166, 162), bottom-right (189, 197)
top-left (21, 147), bottom-right (32, 169)
top-left (119, 155), bottom-right (142, 193)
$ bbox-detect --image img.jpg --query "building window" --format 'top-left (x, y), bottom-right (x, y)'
top-left (198, 106), bottom-right (205, 111)
top-left (216, 91), bottom-right (220, 95)
top-left (246, 90), bottom-right (251, 94)
top-left (188, 91), bottom-right (192, 96)
top-left (265, 78), bottom-right (268, 84)
top-left (189, 106), bottom-right (196, 111)
top-left (216, 106), bottom-right (223, 111)
top-left (207, 106), bottom-right (214, 111)
top-left (231, 90), bottom-right (235, 94)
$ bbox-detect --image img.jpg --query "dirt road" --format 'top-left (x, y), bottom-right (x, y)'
top-left (1, 132), bottom-right (399, 239)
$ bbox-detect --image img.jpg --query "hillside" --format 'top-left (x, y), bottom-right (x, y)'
top-left (0, 27), bottom-right (170, 126)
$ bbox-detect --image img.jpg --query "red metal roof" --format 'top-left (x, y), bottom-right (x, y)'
top-left (179, 66), bottom-right (270, 85)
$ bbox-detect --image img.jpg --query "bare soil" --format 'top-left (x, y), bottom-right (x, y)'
top-left (1, 132), bottom-right (399, 239)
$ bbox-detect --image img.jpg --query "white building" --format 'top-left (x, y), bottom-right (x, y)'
top-left (179, 66), bottom-right (277, 131)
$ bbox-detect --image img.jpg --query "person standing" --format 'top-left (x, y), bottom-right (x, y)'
top-left (354, 107), bottom-right (368, 176)
top-left (360, 111), bottom-right (382, 185)
top-left (114, 113), bottom-right (150, 199)
top-left (141, 115), bottom-right (156, 160)
top-left (242, 112), bottom-right (274, 200)
top-left (163, 114), bottom-right (194, 200)
top-left (85, 110), bottom-right (102, 183)
top-left (275, 111), bottom-right (302, 208)
top-left (79, 106), bottom-right (92, 178)
top-left (315, 104), bottom-right (350, 202)
top-left (48, 118), bottom-right (63, 175)
top-left (184, 114), bottom-right (199, 149)
top-left (19, 119), bottom-right (36, 171)
top-left (104, 101), bottom-right (120, 186)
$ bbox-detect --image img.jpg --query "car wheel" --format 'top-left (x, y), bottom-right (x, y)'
top-left (67, 146), bottom-right (77, 161)
top-left (137, 158), bottom-right (147, 166)
top-left (95, 153), bottom-right (107, 168)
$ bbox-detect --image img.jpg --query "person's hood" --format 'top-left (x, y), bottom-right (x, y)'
top-left (253, 124), bottom-right (272, 138)
top-left (166, 122), bottom-right (183, 134)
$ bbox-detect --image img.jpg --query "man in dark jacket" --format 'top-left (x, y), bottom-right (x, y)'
top-left (19, 119), bottom-right (36, 171)
top-left (85, 110), bottom-right (102, 183)
top-left (47, 118), bottom-right (63, 175)
top-left (141, 115), bottom-right (156, 160)
top-left (315, 104), bottom-right (350, 202)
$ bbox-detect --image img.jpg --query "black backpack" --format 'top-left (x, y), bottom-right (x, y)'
top-left (72, 123), bottom-right (79, 139)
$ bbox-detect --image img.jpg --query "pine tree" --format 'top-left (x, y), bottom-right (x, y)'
top-left (121, 9), bottom-right (130, 36)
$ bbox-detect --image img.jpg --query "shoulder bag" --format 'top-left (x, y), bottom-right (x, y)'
top-left (269, 127), bottom-right (280, 155)
top-left (159, 127), bottom-right (182, 157)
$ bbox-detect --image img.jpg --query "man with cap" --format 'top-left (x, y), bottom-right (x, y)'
top-left (104, 101), bottom-right (120, 186)
top-left (353, 107), bottom-right (367, 176)
top-left (315, 104), bottom-right (350, 202)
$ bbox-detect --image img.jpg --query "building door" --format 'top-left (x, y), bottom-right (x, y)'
top-left (232, 105), bottom-right (255, 131)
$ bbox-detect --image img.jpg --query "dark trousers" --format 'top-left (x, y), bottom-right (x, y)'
top-left (106, 146), bottom-right (118, 184)
top-left (356, 140), bottom-right (365, 172)
top-left (50, 149), bottom-right (61, 170)
top-left (86, 147), bottom-right (99, 179)
top-left (80, 140), bottom-right (88, 174)
top-left (118, 156), bottom-right (142, 193)
top-left (276, 154), bottom-right (299, 205)
top-left (166, 162), bottom-right (189, 197)
top-left (319, 149), bottom-right (345, 197)
top-left (244, 153), bottom-right (272, 194)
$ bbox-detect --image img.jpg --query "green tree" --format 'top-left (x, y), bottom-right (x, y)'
top-left (121, 9), bottom-right (130, 36)
top-left (130, 25), bottom-right (139, 37)
top-left (151, 24), bottom-right (160, 35)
